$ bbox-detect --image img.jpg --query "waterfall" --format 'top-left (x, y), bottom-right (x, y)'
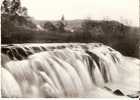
top-left (1, 43), bottom-right (140, 98)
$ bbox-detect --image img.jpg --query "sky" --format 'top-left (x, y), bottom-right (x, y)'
top-left (21, 0), bottom-right (139, 26)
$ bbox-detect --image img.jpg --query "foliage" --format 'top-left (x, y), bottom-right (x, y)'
top-left (1, 0), bottom-right (36, 30)
top-left (55, 21), bottom-right (66, 32)
top-left (43, 21), bottom-right (56, 31)
top-left (1, 0), bottom-right (27, 16)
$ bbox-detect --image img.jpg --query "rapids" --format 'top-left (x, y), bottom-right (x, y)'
top-left (1, 43), bottom-right (140, 98)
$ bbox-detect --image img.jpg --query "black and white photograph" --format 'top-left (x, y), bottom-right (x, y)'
top-left (1, 0), bottom-right (140, 98)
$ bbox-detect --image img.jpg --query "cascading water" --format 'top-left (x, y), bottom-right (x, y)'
top-left (1, 43), bottom-right (140, 98)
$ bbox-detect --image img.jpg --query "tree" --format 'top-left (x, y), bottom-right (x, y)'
top-left (10, 0), bottom-right (21, 15)
top-left (56, 21), bottom-right (65, 32)
top-left (43, 21), bottom-right (56, 31)
top-left (1, 0), bottom-right (10, 14)
top-left (81, 20), bottom-right (95, 33)
top-left (55, 15), bottom-right (67, 32)
top-left (1, 0), bottom-right (36, 29)
top-left (17, 6), bottom-right (28, 16)
top-left (81, 20), bottom-right (94, 41)
top-left (1, 0), bottom-right (22, 16)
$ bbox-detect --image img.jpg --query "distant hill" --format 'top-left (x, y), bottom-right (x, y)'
top-left (34, 19), bottom-right (140, 37)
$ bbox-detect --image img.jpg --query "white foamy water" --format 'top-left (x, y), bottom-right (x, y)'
top-left (1, 43), bottom-right (140, 98)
